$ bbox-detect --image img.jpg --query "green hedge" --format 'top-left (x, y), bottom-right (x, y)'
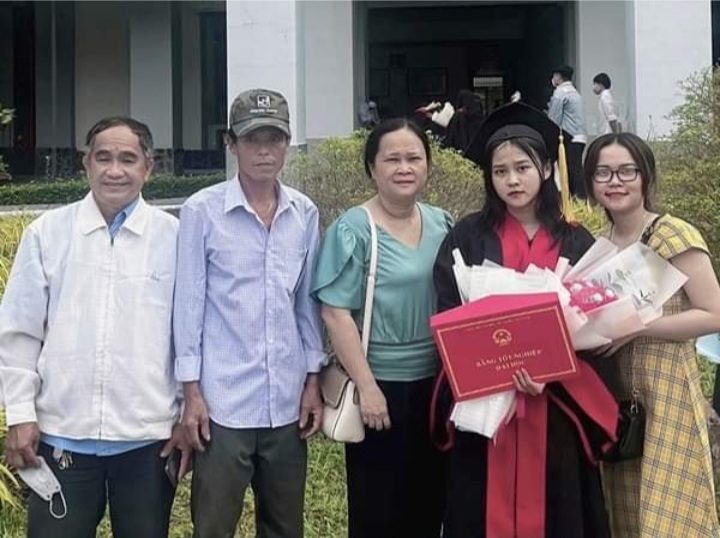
top-left (0, 174), bottom-right (225, 206)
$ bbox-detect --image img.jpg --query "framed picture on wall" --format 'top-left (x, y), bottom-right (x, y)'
top-left (408, 69), bottom-right (447, 96)
top-left (369, 69), bottom-right (390, 97)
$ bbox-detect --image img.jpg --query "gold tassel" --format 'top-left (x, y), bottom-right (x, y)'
top-left (557, 132), bottom-right (576, 223)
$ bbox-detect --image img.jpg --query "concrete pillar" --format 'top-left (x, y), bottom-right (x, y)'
top-left (128, 1), bottom-right (174, 150)
top-left (575, 1), bottom-right (631, 136)
top-left (35, 2), bottom-right (75, 151)
top-left (303, 0), bottom-right (354, 143)
top-left (226, 0), bottom-right (306, 145)
top-left (74, 2), bottom-right (130, 149)
top-left (628, 0), bottom-right (711, 138)
top-left (181, 3), bottom-right (202, 150)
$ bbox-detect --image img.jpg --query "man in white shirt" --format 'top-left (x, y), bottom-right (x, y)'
top-left (0, 117), bottom-right (188, 538)
top-left (593, 72), bottom-right (621, 134)
top-left (547, 65), bottom-right (588, 198)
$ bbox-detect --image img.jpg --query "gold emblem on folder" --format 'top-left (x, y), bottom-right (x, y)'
top-left (492, 329), bottom-right (513, 347)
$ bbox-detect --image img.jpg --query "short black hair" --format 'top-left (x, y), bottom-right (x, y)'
top-left (85, 116), bottom-right (154, 157)
top-left (363, 118), bottom-right (431, 178)
top-left (553, 65), bottom-right (574, 82)
top-left (593, 73), bottom-right (612, 89)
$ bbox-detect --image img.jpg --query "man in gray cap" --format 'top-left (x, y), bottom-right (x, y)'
top-left (173, 89), bottom-right (325, 538)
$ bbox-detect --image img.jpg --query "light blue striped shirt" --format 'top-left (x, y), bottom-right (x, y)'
top-left (548, 81), bottom-right (587, 143)
top-left (173, 178), bottom-right (325, 429)
top-left (42, 196), bottom-right (155, 457)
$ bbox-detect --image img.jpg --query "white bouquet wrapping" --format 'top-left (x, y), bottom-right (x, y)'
top-left (449, 238), bottom-right (688, 439)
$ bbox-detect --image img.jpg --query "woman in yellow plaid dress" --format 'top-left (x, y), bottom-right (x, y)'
top-left (583, 132), bottom-right (720, 538)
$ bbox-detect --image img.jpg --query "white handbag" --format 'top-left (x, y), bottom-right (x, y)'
top-left (319, 206), bottom-right (378, 443)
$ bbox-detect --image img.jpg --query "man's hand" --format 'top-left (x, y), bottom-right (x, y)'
top-left (299, 374), bottom-right (323, 440)
top-left (513, 368), bottom-right (546, 396)
top-left (5, 422), bottom-right (40, 469)
top-left (160, 423), bottom-right (193, 481)
top-left (181, 382), bottom-right (211, 452)
top-left (358, 382), bottom-right (391, 431)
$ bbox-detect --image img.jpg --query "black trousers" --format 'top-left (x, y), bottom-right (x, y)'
top-left (566, 141), bottom-right (587, 199)
top-left (27, 441), bottom-right (174, 538)
top-left (345, 377), bottom-right (445, 538)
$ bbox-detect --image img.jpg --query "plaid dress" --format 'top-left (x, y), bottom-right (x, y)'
top-left (603, 215), bottom-right (720, 538)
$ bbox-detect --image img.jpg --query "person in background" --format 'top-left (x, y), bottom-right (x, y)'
top-left (173, 88), bottom-right (325, 538)
top-left (312, 118), bottom-right (452, 538)
top-left (548, 64), bottom-right (588, 198)
top-left (0, 116), bottom-right (187, 538)
top-left (584, 132), bottom-right (720, 538)
top-left (592, 73), bottom-right (621, 134)
top-left (443, 89), bottom-right (486, 155)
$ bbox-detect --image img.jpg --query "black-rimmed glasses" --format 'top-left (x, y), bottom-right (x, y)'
top-left (592, 166), bottom-right (640, 183)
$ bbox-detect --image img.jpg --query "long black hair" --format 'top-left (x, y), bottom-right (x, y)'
top-left (476, 136), bottom-right (568, 242)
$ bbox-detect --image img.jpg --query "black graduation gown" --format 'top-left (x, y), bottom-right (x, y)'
top-left (432, 212), bottom-right (613, 538)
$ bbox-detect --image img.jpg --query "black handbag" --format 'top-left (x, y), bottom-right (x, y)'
top-left (601, 391), bottom-right (645, 463)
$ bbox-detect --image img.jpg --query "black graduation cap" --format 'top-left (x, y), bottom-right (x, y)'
top-left (465, 102), bottom-right (561, 165)
top-left (464, 101), bottom-right (575, 221)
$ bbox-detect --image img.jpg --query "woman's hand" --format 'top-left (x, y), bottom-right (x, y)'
top-left (591, 333), bottom-right (638, 358)
top-left (358, 382), bottom-right (391, 430)
top-left (513, 368), bottom-right (546, 396)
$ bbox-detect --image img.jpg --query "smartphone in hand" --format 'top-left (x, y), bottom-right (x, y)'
top-left (164, 448), bottom-right (181, 488)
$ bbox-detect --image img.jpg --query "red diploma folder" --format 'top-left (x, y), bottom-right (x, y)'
top-left (431, 293), bottom-right (578, 400)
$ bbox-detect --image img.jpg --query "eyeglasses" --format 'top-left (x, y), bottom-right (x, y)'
top-left (593, 166), bottom-right (640, 183)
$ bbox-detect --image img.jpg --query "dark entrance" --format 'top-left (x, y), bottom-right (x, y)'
top-left (6, 1), bottom-right (36, 176)
top-left (365, 2), bottom-right (566, 119)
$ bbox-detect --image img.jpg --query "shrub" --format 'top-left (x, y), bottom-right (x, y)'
top-left (648, 67), bottom-right (720, 272)
top-left (0, 174), bottom-right (224, 206)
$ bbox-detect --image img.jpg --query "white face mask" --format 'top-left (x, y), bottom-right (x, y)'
top-left (16, 456), bottom-right (67, 519)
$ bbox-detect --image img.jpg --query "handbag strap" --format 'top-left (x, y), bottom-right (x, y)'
top-left (359, 206), bottom-right (379, 357)
top-left (629, 215), bottom-right (662, 401)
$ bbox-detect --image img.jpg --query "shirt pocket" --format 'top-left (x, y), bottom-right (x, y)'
top-left (138, 270), bottom-right (175, 310)
top-left (277, 247), bottom-right (307, 295)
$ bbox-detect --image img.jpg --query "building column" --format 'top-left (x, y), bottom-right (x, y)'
top-left (303, 0), bottom-right (354, 145)
top-left (128, 1), bottom-right (176, 172)
top-left (627, 0), bottom-right (711, 138)
top-left (226, 0), bottom-right (356, 171)
top-left (575, 1), bottom-right (630, 136)
top-left (34, 1), bottom-right (76, 177)
top-left (226, 0), bottom-right (306, 147)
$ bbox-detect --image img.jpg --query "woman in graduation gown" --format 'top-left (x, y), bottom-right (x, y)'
top-left (432, 102), bottom-right (619, 538)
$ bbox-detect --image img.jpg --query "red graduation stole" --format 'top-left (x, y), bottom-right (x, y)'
top-left (486, 214), bottom-right (617, 538)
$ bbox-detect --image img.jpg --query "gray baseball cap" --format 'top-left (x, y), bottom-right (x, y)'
top-left (229, 89), bottom-right (291, 138)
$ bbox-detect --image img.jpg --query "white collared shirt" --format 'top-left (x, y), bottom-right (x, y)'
top-left (598, 89), bottom-right (619, 134)
top-left (0, 193), bottom-right (180, 441)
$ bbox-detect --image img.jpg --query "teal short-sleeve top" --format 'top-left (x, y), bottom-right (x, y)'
top-left (311, 203), bottom-right (453, 381)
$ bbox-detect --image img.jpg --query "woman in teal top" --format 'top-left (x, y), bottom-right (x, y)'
top-left (312, 118), bottom-right (453, 538)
